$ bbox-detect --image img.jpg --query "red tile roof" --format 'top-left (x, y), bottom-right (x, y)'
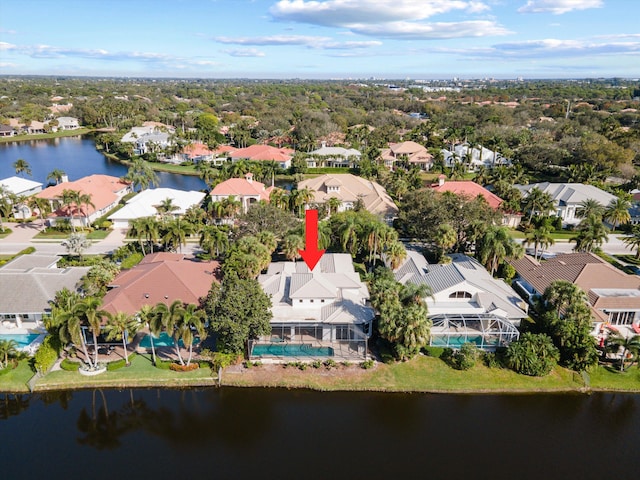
top-left (231, 145), bottom-right (294, 162)
top-left (102, 254), bottom-right (220, 315)
top-left (431, 180), bottom-right (503, 209)
top-left (182, 142), bottom-right (214, 159)
top-left (36, 174), bottom-right (130, 217)
top-left (210, 175), bottom-right (273, 200)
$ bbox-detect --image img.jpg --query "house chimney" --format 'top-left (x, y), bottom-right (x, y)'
top-left (438, 174), bottom-right (446, 187)
top-left (61, 174), bottom-right (69, 183)
top-left (245, 172), bottom-right (253, 183)
top-left (321, 141), bottom-right (327, 148)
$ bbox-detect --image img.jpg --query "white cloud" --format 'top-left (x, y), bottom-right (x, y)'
top-left (0, 62), bottom-right (16, 68)
top-left (351, 20), bottom-right (511, 39)
top-left (0, 41), bottom-right (16, 50)
top-left (518, 0), bottom-right (603, 15)
top-left (270, 0), bottom-right (489, 25)
top-left (222, 48), bottom-right (266, 57)
top-left (214, 34), bottom-right (382, 49)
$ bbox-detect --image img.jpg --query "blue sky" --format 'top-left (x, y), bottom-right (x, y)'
top-left (1, 0), bottom-right (638, 79)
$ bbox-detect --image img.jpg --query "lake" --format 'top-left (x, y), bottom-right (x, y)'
top-left (1, 388), bottom-right (638, 480)
top-left (0, 136), bottom-right (207, 191)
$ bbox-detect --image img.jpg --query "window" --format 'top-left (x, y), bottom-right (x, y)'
top-left (449, 291), bottom-right (472, 299)
top-left (608, 311), bottom-right (636, 325)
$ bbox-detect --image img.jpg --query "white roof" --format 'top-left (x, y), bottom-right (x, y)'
top-left (515, 182), bottom-right (617, 207)
top-left (0, 176), bottom-right (43, 195)
top-left (309, 145), bottom-right (361, 157)
top-left (108, 188), bottom-right (205, 221)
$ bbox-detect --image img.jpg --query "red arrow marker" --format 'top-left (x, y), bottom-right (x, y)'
top-left (299, 209), bottom-right (325, 271)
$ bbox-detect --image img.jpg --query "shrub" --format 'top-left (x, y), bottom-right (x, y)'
top-left (341, 361), bottom-right (352, 368)
top-left (323, 359), bottom-right (337, 369)
top-left (0, 360), bottom-right (18, 375)
top-left (33, 336), bottom-right (59, 373)
top-left (120, 252), bottom-right (144, 269)
top-left (106, 353), bottom-right (136, 371)
top-left (100, 220), bottom-right (113, 230)
top-left (169, 362), bottom-right (199, 372)
top-left (360, 359), bottom-right (375, 369)
top-left (155, 360), bottom-right (173, 370)
top-left (311, 360), bottom-right (323, 369)
top-left (60, 358), bottom-right (81, 371)
top-left (442, 343), bottom-right (478, 370)
top-left (18, 246), bottom-right (36, 255)
top-left (423, 346), bottom-right (445, 358)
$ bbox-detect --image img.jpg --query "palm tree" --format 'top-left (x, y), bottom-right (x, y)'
top-left (156, 300), bottom-right (187, 365)
top-left (55, 296), bottom-right (93, 368)
top-left (78, 193), bottom-right (95, 227)
top-left (0, 339), bottom-right (17, 368)
top-left (199, 224), bottom-right (229, 257)
top-left (196, 162), bottom-right (219, 189)
top-left (543, 280), bottom-right (588, 317)
top-left (338, 214), bottom-right (361, 256)
top-left (28, 196), bottom-right (51, 229)
top-left (269, 188), bottom-right (289, 211)
top-left (61, 233), bottom-right (91, 260)
top-left (61, 188), bottom-right (81, 231)
top-left (104, 311), bottom-right (140, 366)
top-left (521, 187), bottom-right (555, 224)
top-left (80, 297), bottom-right (108, 368)
top-left (605, 333), bottom-right (640, 371)
top-left (327, 196), bottom-right (341, 216)
top-left (576, 199), bottom-right (605, 220)
top-left (123, 158), bottom-right (159, 191)
top-left (604, 197), bottom-right (631, 229)
top-left (571, 214), bottom-right (609, 253)
top-left (128, 217), bottom-right (149, 255)
top-left (256, 230), bottom-right (278, 254)
top-left (155, 197), bottom-right (179, 220)
top-left (46, 168), bottom-right (66, 185)
top-left (162, 217), bottom-right (193, 253)
top-left (176, 304), bottom-right (207, 366)
top-left (135, 304), bottom-right (157, 365)
top-left (433, 223), bottom-right (457, 261)
top-left (139, 216), bottom-right (160, 253)
top-left (623, 225), bottom-right (640, 259)
top-left (383, 241), bottom-right (407, 270)
top-left (524, 225), bottom-right (555, 261)
top-left (476, 225), bottom-right (524, 275)
top-left (283, 234), bottom-right (304, 261)
top-left (13, 158), bottom-right (32, 178)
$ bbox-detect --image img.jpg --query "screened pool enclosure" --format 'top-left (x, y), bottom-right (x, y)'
top-left (429, 313), bottom-right (520, 350)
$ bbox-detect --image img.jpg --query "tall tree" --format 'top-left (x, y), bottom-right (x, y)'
top-left (13, 159), bottom-right (32, 178)
top-left (476, 225), bottom-right (524, 275)
top-left (46, 169), bottom-right (66, 185)
top-left (104, 312), bottom-right (140, 366)
top-left (604, 197), bottom-right (631, 229)
top-left (570, 214), bottom-right (609, 253)
top-left (524, 225), bottom-right (555, 261)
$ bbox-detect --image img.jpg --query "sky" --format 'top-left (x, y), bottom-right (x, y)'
top-left (0, 0), bottom-right (638, 79)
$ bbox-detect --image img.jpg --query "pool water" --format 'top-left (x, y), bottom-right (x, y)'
top-left (139, 332), bottom-right (200, 348)
top-left (251, 343), bottom-right (334, 357)
top-left (431, 335), bottom-right (500, 348)
top-left (0, 333), bottom-right (41, 349)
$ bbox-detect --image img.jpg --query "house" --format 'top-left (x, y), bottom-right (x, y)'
top-left (107, 188), bottom-right (205, 229)
top-left (230, 145), bottom-right (294, 169)
top-left (0, 125), bottom-right (15, 137)
top-left (515, 182), bottom-right (618, 226)
top-left (101, 253), bottom-right (220, 316)
top-left (0, 176), bottom-right (43, 197)
top-left (380, 141), bottom-right (433, 171)
top-left (306, 142), bottom-right (361, 168)
top-left (36, 174), bottom-right (131, 227)
top-left (181, 143), bottom-right (215, 163)
top-left (298, 173), bottom-right (398, 222)
top-left (121, 124), bottom-right (175, 155)
top-left (511, 252), bottom-right (640, 336)
top-left (0, 254), bottom-right (89, 336)
top-left (430, 176), bottom-right (522, 227)
top-left (210, 173), bottom-right (274, 214)
top-left (252, 253), bottom-right (374, 360)
top-left (55, 117), bottom-right (80, 130)
top-left (442, 143), bottom-right (510, 171)
top-left (394, 251), bottom-right (525, 350)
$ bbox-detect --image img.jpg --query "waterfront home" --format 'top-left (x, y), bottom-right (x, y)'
top-left (252, 253), bottom-right (374, 361)
top-left (210, 173), bottom-right (274, 214)
top-left (0, 176), bottom-right (43, 197)
top-left (297, 173), bottom-right (398, 222)
top-left (36, 174), bottom-right (131, 228)
top-left (101, 253), bottom-right (220, 316)
top-left (394, 250), bottom-right (526, 350)
top-left (0, 254), bottom-right (88, 332)
top-left (107, 187), bottom-right (205, 229)
top-left (230, 145), bottom-right (294, 169)
top-left (380, 141), bottom-right (433, 171)
top-left (121, 124), bottom-right (175, 155)
top-left (511, 252), bottom-right (640, 337)
top-left (0, 124), bottom-right (15, 137)
top-left (54, 116), bottom-right (80, 130)
top-left (515, 182), bottom-right (617, 226)
top-left (181, 142), bottom-right (215, 163)
top-left (305, 142), bottom-right (361, 168)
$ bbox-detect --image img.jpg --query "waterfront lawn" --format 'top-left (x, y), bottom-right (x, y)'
top-left (35, 354), bottom-right (216, 391)
top-left (223, 355), bottom-right (585, 392)
top-left (0, 128), bottom-right (92, 144)
top-left (588, 365), bottom-right (640, 391)
top-left (0, 360), bottom-right (36, 393)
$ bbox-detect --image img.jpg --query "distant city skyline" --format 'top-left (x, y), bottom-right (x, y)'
top-left (1, 0), bottom-right (638, 79)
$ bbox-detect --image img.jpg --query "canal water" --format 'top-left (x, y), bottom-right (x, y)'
top-left (1, 388), bottom-right (638, 480)
top-left (0, 136), bottom-right (207, 191)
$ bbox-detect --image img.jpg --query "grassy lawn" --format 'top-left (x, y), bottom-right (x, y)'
top-left (0, 128), bottom-right (93, 144)
top-left (34, 354), bottom-right (216, 391)
top-left (0, 228), bottom-right (12, 239)
top-left (224, 355), bottom-right (587, 392)
top-left (33, 229), bottom-right (109, 240)
top-left (0, 360), bottom-right (37, 393)
top-left (588, 365), bottom-right (640, 391)
top-left (508, 228), bottom-right (575, 241)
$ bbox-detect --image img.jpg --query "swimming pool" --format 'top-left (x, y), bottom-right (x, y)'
top-left (251, 343), bottom-right (334, 357)
top-left (0, 333), bottom-right (41, 349)
top-left (431, 335), bottom-right (500, 349)
top-left (139, 333), bottom-right (200, 348)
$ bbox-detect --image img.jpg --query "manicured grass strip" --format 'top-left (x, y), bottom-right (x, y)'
top-left (34, 354), bottom-right (216, 391)
top-left (588, 365), bottom-right (640, 391)
top-left (0, 360), bottom-right (36, 393)
top-left (223, 355), bottom-right (587, 392)
top-left (32, 229), bottom-right (109, 240)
